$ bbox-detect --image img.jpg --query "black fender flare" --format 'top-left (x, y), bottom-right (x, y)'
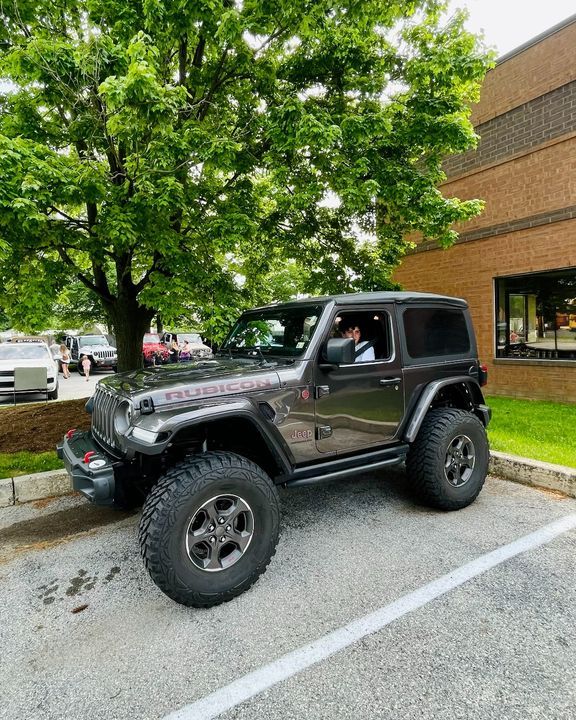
top-left (403, 376), bottom-right (489, 443)
top-left (126, 399), bottom-right (293, 475)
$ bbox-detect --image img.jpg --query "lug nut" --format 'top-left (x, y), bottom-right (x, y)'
top-left (218, 517), bottom-right (225, 525)
top-left (208, 524), bottom-right (215, 532)
top-left (209, 536), bottom-right (216, 544)
top-left (226, 525), bottom-right (231, 532)
top-left (219, 536), bottom-right (226, 543)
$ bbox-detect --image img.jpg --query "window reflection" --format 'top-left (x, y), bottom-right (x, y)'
top-left (496, 269), bottom-right (576, 360)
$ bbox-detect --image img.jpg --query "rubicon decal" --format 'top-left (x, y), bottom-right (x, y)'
top-left (165, 378), bottom-right (273, 401)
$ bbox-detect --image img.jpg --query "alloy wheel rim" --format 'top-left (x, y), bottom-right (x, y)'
top-left (444, 434), bottom-right (476, 487)
top-left (185, 494), bottom-right (254, 572)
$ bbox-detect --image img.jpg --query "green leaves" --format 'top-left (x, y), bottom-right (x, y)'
top-left (0, 0), bottom-right (492, 368)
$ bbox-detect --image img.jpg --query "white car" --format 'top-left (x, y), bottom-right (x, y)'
top-left (0, 341), bottom-right (59, 399)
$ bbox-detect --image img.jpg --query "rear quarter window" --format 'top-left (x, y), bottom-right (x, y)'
top-left (403, 307), bottom-right (470, 358)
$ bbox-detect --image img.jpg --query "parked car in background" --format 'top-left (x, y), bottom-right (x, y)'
top-left (142, 333), bottom-right (170, 366)
top-left (160, 331), bottom-right (213, 360)
top-left (0, 339), bottom-right (59, 399)
top-left (65, 334), bottom-right (118, 375)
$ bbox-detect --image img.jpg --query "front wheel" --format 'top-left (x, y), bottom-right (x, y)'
top-left (406, 408), bottom-right (489, 510)
top-left (138, 452), bottom-right (280, 607)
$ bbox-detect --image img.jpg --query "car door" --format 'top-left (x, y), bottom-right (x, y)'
top-left (314, 306), bottom-right (404, 454)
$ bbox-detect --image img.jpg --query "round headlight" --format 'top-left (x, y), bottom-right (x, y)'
top-left (113, 400), bottom-right (132, 434)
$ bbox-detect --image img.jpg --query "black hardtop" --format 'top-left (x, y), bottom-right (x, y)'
top-left (247, 291), bottom-right (468, 314)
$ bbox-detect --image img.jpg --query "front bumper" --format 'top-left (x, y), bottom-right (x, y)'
top-left (57, 430), bottom-right (117, 505)
top-left (93, 357), bottom-right (117, 368)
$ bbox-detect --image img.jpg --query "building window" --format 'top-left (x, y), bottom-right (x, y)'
top-left (495, 269), bottom-right (576, 360)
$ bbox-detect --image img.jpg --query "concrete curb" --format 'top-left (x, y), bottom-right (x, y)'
top-left (1, 451), bottom-right (575, 509)
top-left (0, 469), bottom-right (70, 507)
top-left (489, 451), bottom-right (576, 498)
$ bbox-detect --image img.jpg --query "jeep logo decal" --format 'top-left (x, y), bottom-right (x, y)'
top-left (290, 428), bottom-right (313, 442)
top-left (165, 378), bottom-right (273, 401)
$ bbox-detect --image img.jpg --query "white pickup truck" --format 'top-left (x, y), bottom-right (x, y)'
top-left (0, 339), bottom-right (59, 399)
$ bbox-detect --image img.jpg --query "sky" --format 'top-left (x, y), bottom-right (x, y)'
top-left (449, 0), bottom-right (576, 57)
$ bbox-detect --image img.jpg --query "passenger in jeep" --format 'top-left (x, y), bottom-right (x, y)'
top-left (341, 323), bottom-right (375, 362)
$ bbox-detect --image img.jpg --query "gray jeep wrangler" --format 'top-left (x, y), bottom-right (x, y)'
top-left (58, 292), bottom-right (491, 608)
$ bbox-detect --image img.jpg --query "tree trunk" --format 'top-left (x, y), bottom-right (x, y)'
top-left (156, 315), bottom-right (164, 334)
top-left (108, 298), bottom-right (154, 373)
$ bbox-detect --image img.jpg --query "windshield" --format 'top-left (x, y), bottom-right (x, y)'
top-left (143, 334), bottom-right (161, 343)
top-left (222, 305), bottom-right (322, 357)
top-left (179, 334), bottom-right (202, 344)
top-left (80, 336), bottom-right (108, 346)
top-left (0, 344), bottom-right (51, 360)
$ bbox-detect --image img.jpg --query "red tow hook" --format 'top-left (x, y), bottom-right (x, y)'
top-left (83, 451), bottom-right (96, 464)
top-left (66, 428), bottom-right (77, 440)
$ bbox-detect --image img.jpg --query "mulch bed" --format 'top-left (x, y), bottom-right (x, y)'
top-left (0, 399), bottom-right (92, 454)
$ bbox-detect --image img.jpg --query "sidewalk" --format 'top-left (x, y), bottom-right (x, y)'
top-left (1, 451), bottom-right (575, 508)
top-left (0, 369), bottom-right (104, 406)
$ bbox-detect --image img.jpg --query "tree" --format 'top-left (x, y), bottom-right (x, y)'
top-left (0, 0), bottom-right (492, 370)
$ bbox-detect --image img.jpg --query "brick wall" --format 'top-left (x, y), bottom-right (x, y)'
top-left (443, 136), bottom-right (576, 235)
top-left (394, 220), bottom-right (576, 403)
top-left (444, 81), bottom-right (576, 178)
top-left (471, 18), bottom-right (576, 124)
top-left (394, 18), bottom-right (576, 403)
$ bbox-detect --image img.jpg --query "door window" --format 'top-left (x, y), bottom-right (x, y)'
top-left (331, 310), bottom-right (392, 362)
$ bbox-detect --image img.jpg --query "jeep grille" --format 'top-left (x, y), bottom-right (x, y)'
top-left (92, 385), bottom-right (122, 452)
top-left (88, 349), bottom-right (116, 359)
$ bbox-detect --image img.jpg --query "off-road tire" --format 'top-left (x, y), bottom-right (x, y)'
top-left (138, 451), bottom-right (280, 608)
top-left (48, 386), bottom-right (59, 400)
top-left (406, 408), bottom-right (489, 511)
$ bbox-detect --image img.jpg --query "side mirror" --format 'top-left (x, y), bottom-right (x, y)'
top-left (323, 337), bottom-right (355, 366)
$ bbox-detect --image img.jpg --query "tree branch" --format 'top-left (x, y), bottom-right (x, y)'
top-left (192, 34), bottom-right (206, 69)
top-left (178, 34), bottom-right (188, 85)
top-left (56, 246), bottom-right (114, 303)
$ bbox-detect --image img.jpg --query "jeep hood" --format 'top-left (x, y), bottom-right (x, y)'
top-left (80, 344), bottom-right (115, 352)
top-left (100, 357), bottom-right (282, 406)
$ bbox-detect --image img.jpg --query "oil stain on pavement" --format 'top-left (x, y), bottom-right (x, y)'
top-left (38, 565), bottom-right (121, 604)
top-left (0, 504), bottom-right (136, 565)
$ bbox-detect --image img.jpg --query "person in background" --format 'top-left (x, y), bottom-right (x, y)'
top-left (179, 340), bottom-right (192, 362)
top-left (81, 354), bottom-right (91, 381)
top-left (60, 343), bottom-right (71, 379)
top-left (168, 340), bottom-right (179, 363)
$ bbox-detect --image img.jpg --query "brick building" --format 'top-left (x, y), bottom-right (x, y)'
top-left (394, 15), bottom-right (576, 403)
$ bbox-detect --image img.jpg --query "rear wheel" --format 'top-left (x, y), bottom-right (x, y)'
top-left (406, 409), bottom-right (489, 510)
top-left (138, 451), bottom-right (280, 607)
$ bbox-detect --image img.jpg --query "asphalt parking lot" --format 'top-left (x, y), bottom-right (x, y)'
top-left (0, 473), bottom-right (574, 720)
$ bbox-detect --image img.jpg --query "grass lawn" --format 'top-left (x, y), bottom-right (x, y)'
top-left (486, 395), bottom-right (576, 468)
top-left (0, 451), bottom-right (64, 479)
top-left (0, 395), bottom-right (573, 478)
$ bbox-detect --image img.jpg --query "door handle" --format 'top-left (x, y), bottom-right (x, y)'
top-left (379, 377), bottom-right (402, 387)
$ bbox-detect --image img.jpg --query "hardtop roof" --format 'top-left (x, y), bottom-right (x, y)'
top-left (247, 291), bottom-right (468, 313)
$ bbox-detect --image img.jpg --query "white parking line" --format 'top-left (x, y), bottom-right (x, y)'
top-left (163, 513), bottom-right (576, 720)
